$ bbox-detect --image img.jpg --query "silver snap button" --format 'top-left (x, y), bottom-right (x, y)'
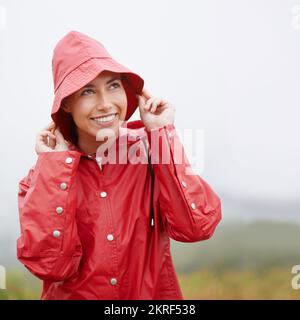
top-left (110, 278), bottom-right (117, 286)
top-left (60, 182), bottom-right (68, 190)
top-left (52, 230), bottom-right (60, 238)
top-left (191, 203), bottom-right (196, 210)
top-left (56, 206), bottom-right (63, 215)
top-left (181, 180), bottom-right (187, 188)
top-left (107, 234), bottom-right (114, 241)
top-left (65, 157), bottom-right (73, 164)
top-left (100, 191), bottom-right (107, 198)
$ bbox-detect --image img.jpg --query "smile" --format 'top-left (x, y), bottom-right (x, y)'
top-left (90, 113), bottom-right (118, 126)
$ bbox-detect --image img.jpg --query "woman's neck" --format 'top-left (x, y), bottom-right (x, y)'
top-left (77, 139), bottom-right (99, 156)
top-left (76, 131), bottom-right (118, 156)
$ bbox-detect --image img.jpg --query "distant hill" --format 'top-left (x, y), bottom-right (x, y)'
top-left (170, 220), bottom-right (300, 273)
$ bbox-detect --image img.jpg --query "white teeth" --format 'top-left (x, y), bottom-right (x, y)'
top-left (91, 114), bottom-right (116, 123)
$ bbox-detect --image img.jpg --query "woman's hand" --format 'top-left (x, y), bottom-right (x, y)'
top-left (35, 121), bottom-right (69, 155)
top-left (136, 89), bottom-right (175, 131)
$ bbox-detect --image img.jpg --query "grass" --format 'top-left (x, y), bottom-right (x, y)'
top-left (0, 268), bottom-right (42, 300)
top-left (1, 266), bottom-right (300, 300)
top-left (178, 267), bottom-right (300, 299)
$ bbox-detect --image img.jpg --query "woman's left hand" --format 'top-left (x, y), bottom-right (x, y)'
top-left (137, 90), bottom-right (175, 131)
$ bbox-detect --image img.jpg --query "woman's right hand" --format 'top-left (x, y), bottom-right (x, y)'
top-left (35, 121), bottom-right (70, 155)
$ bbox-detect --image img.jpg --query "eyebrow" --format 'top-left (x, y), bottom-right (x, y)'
top-left (83, 76), bottom-right (122, 88)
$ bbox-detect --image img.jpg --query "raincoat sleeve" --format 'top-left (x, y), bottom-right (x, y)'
top-left (17, 150), bottom-right (83, 282)
top-left (146, 123), bottom-right (222, 242)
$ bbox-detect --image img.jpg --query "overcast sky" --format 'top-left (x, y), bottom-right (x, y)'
top-left (0, 0), bottom-right (299, 238)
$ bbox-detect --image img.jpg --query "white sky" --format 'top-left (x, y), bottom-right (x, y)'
top-left (0, 0), bottom-right (299, 237)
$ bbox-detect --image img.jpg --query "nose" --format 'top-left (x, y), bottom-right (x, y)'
top-left (94, 93), bottom-right (113, 112)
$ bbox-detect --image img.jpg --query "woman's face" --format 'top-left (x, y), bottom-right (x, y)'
top-left (63, 70), bottom-right (127, 143)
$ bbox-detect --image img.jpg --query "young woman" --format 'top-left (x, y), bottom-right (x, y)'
top-left (17, 31), bottom-right (222, 300)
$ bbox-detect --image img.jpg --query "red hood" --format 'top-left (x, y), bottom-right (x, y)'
top-left (50, 31), bottom-right (144, 145)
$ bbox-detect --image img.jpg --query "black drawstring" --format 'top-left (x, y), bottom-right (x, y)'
top-left (142, 138), bottom-right (155, 228)
top-left (148, 150), bottom-right (155, 228)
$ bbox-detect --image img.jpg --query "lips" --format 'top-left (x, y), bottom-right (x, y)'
top-left (90, 113), bottom-right (117, 120)
top-left (90, 113), bottom-right (118, 126)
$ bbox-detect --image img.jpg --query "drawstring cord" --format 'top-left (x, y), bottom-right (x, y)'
top-left (141, 138), bottom-right (155, 228)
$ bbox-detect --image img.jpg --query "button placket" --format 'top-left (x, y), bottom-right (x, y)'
top-left (99, 187), bottom-right (119, 292)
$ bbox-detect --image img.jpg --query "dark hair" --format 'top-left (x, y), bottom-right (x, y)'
top-left (58, 98), bottom-right (79, 147)
top-left (69, 116), bottom-right (79, 146)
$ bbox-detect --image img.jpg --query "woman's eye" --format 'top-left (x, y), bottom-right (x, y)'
top-left (110, 82), bottom-right (120, 89)
top-left (80, 82), bottom-right (120, 96)
top-left (81, 89), bottom-right (95, 96)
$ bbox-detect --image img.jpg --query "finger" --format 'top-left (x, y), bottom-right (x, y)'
top-left (139, 93), bottom-right (147, 103)
top-left (37, 130), bottom-right (56, 141)
top-left (149, 100), bottom-right (160, 113)
top-left (54, 128), bottom-right (66, 144)
top-left (137, 95), bottom-right (147, 112)
top-left (48, 135), bottom-right (56, 149)
top-left (44, 121), bottom-right (55, 131)
top-left (50, 122), bottom-right (58, 134)
top-left (37, 131), bottom-right (56, 146)
top-left (151, 98), bottom-right (168, 113)
top-left (141, 89), bottom-right (152, 100)
top-left (136, 94), bottom-right (145, 107)
top-left (144, 97), bottom-right (158, 111)
top-left (50, 125), bottom-right (57, 134)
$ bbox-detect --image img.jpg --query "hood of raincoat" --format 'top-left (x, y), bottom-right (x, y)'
top-left (50, 31), bottom-right (144, 144)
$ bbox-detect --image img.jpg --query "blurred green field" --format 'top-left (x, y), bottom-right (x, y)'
top-left (179, 267), bottom-right (300, 299)
top-left (1, 266), bottom-right (300, 300)
top-left (1, 221), bottom-right (300, 300)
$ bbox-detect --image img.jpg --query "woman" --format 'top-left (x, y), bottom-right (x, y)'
top-left (17, 31), bottom-right (222, 300)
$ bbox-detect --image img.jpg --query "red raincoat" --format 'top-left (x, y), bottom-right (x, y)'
top-left (17, 31), bottom-right (222, 300)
